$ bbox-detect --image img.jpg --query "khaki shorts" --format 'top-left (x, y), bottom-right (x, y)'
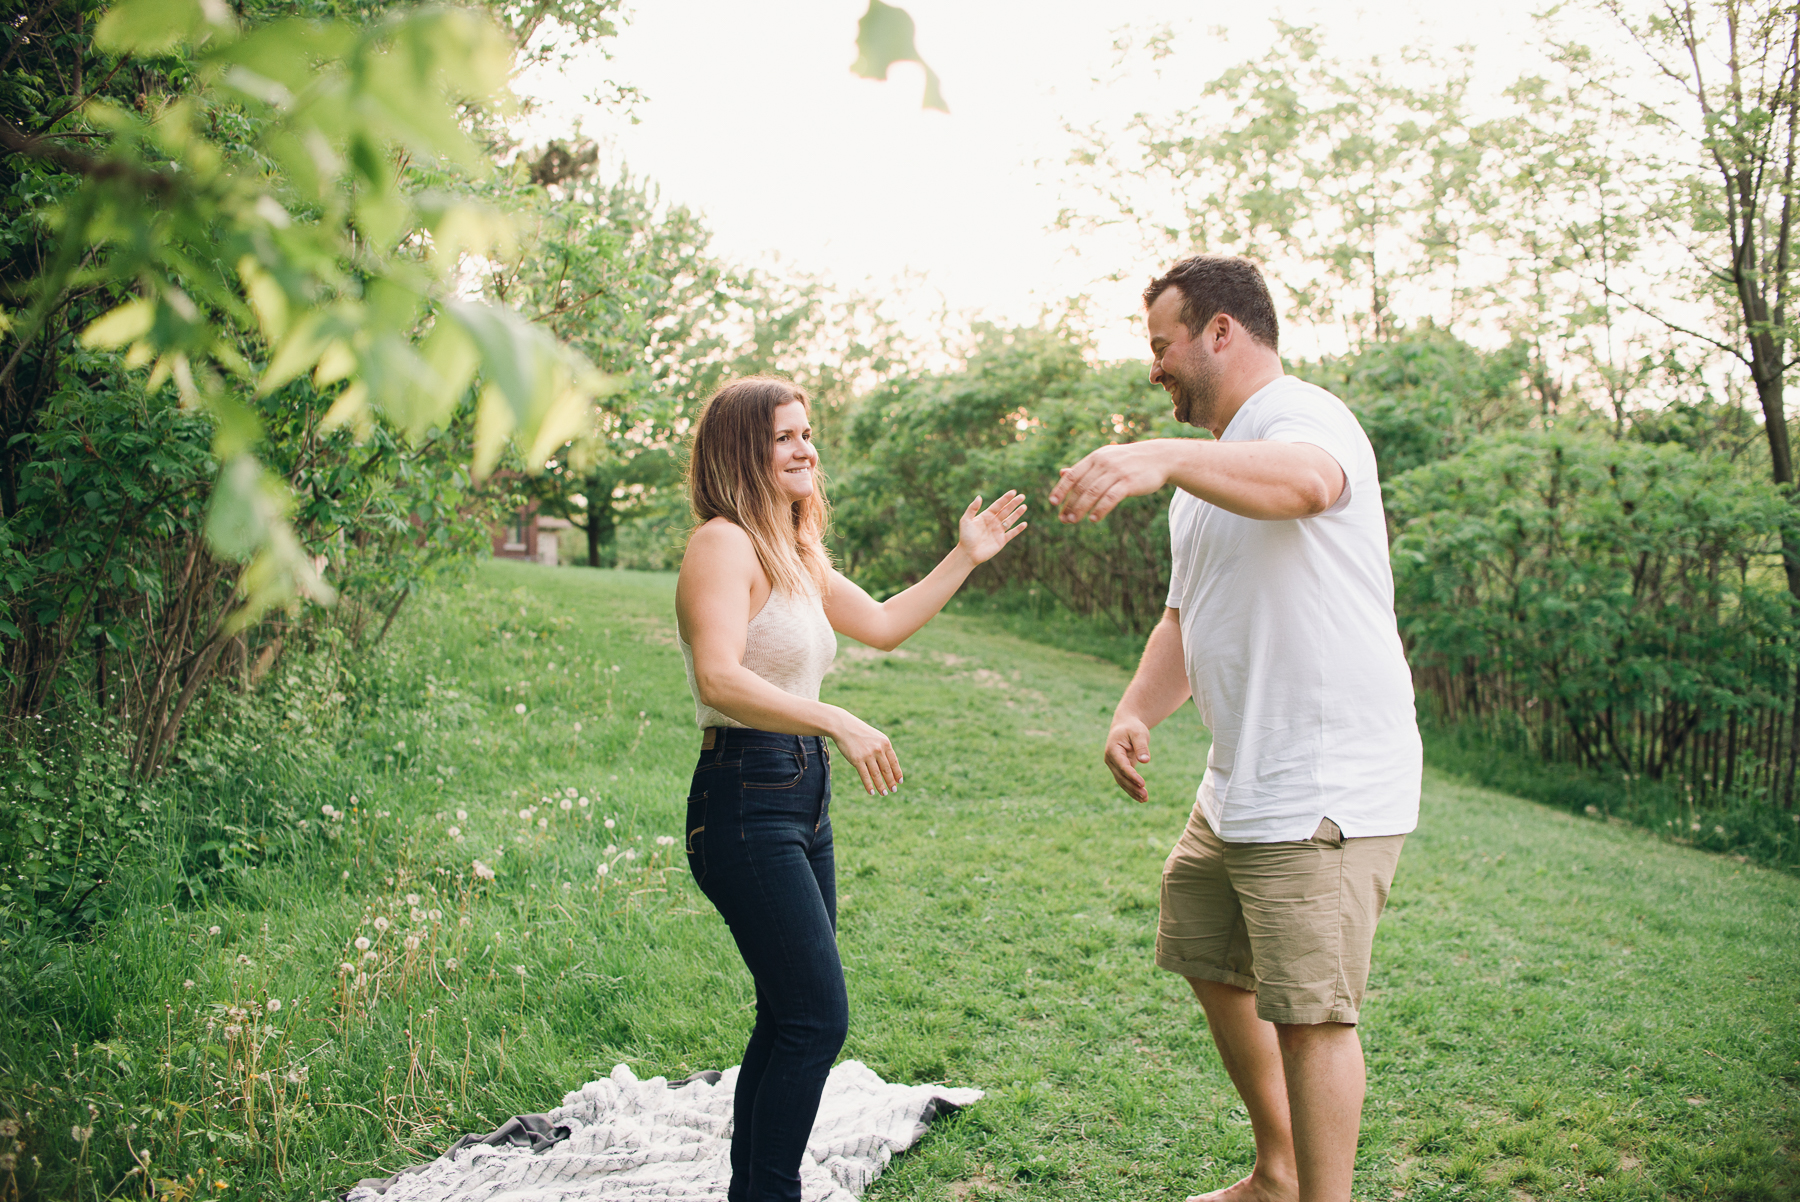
top-left (1156, 807), bottom-right (1405, 1025)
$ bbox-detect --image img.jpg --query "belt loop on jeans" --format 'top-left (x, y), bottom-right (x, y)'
top-left (701, 727), bottom-right (718, 751)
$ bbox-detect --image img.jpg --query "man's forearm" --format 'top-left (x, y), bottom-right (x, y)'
top-left (1160, 439), bottom-right (1342, 520)
top-left (1116, 614), bottom-right (1191, 727)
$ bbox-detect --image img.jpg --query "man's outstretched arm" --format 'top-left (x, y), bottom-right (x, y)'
top-left (1050, 438), bottom-right (1344, 525)
top-left (1107, 607), bottom-right (1192, 803)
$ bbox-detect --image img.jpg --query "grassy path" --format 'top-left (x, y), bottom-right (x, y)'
top-left (3, 560), bottom-right (1796, 1201)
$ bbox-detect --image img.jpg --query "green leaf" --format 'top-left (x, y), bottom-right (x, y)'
top-left (851, 1), bottom-right (947, 112)
top-left (95, 0), bottom-right (234, 54)
top-left (205, 455), bottom-right (286, 561)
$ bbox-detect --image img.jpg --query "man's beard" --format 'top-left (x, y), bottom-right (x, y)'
top-left (1163, 351), bottom-right (1223, 430)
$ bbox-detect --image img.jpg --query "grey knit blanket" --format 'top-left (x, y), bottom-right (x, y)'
top-left (345, 1060), bottom-right (982, 1202)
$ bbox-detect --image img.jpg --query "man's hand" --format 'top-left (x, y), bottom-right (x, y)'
top-left (1105, 715), bottom-right (1153, 803)
top-left (1050, 442), bottom-right (1172, 524)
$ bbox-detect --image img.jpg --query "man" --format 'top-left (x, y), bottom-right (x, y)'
top-left (1048, 255), bottom-right (1420, 1202)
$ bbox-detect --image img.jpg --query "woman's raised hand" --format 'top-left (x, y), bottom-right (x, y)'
top-left (831, 711), bottom-right (904, 796)
top-left (957, 491), bottom-right (1029, 565)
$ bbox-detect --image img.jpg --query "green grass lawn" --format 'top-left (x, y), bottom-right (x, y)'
top-left (3, 559), bottom-right (1796, 1201)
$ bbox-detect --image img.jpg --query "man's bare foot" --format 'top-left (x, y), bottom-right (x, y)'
top-left (1185, 1169), bottom-right (1299, 1202)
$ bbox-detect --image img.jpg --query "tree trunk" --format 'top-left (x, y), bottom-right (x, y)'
top-left (1753, 367), bottom-right (1800, 598)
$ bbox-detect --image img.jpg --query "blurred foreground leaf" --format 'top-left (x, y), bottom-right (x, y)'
top-left (852, 0), bottom-right (947, 112)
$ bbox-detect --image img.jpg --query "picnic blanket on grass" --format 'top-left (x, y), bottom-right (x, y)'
top-left (345, 1060), bottom-right (982, 1202)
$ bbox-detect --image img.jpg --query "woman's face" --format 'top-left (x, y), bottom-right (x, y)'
top-left (769, 398), bottom-right (818, 500)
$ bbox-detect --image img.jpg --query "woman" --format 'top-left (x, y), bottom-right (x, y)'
top-left (676, 375), bottom-right (1026, 1202)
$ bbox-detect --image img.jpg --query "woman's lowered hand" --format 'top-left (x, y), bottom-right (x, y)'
top-left (956, 491), bottom-right (1029, 565)
top-left (829, 709), bottom-right (903, 796)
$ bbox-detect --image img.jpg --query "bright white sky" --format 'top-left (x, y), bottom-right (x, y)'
top-left (515, 1), bottom-right (1565, 363)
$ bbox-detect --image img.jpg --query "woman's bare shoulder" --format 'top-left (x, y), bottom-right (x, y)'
top-left (685, 517), bottom-right (755, 560)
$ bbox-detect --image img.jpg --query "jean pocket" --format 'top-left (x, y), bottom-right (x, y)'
top-left (1310, 817), bottom-right (1345, 848)
top-left (738, 746), bottom-right (805, 790)
top-left (685, 792), bottom-right (708, 886)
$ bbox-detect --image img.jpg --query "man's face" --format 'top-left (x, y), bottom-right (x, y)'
top-left (1147, 287), bottom-right (1223, 431)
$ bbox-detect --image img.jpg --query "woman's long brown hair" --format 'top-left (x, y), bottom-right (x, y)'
top-left (687, 376), bottom-right (833, 596)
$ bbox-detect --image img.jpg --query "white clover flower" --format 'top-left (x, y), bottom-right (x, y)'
top-left (183, 979), bottom-right (195, 990)
top-left (406, 893), bottom-right (420, 906)
top-left (208, 925), bottom-right (221, 936)
top-left (266, 998), bottom-right (281, 1013)
top-left (473, 860), bottom-right (496, 881)
top-left (456, 809), bottom-right (468, 821)
top-left (354, 936), bottom-right (371, 951)
top-left (604, 818), bottom-right (615, 830)
top-left (560, 798), bottom-right (572, 811)
top-left (373, 916), bottom-right (390, 932)
top-left (445, 958), bottom-right (460, 971)
top-left (447, 826), bottom-right (461, 839)
top-left (515, 704), bottom-right (527, 715)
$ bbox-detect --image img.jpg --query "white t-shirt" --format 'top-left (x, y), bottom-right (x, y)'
top-left (1165, 375), bottom-right (1421, 843)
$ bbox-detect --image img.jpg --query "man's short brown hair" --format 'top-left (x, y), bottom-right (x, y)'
top-left (1144, 255), bottom-right (1280, 352)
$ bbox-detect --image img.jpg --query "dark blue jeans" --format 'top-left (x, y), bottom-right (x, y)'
top-left (686, 727), bottom-right (847, 1202)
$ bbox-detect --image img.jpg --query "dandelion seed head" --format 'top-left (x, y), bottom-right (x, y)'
top-left (208, 925), bottom-right (221, 936)
top-left (406, 893), bottom-right (420, 906)
top-left (404, 935), bottom-right (420, 951)
top-left (604, 818), bottom-right (615, 830)
top-left (447, 826), bottom-right (461, 838)
top-left (266, 998), bottom-right (281, 1013)
top-left (560, 798), bottom-right (572, 811)
top-left (429, 909), bottom-right (442, 922)
top-left (445, 957), bottom-right (460, 971)
top-left (183, 979), bottom-right (195, 990)
top-left (573, 722), bottom-right (583, 734)
top-left (578, 797), bottom-right (589, 807)
top-left (339, 962), bottom-right (354, 974)
top-left (459, 915), bottom-right (472, 927)
top-left (515, 704), bottom-right (527, 715)
top-left (565, 787), bottom-right (578, 799)
top-left (473, 860), bottom-right (496, 881)
top-left (236, 954), bottom-right (253, 966)
top-left (362, 950), bottom-right (377, 962)
top-left (373, 916), bottom-right (391, 932)
top-left (354, 936), bottom-right (371, 951)
top-left (456, 809), bottom-right (468, 821)
top-left (410, 907), bottom-right (426, 923)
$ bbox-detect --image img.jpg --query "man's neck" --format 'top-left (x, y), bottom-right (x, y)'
top-left (1205, 360), bottom-right (1287, 438)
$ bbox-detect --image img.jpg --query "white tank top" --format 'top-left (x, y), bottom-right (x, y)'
top-left (680, 587), bottom-right (838, 729)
